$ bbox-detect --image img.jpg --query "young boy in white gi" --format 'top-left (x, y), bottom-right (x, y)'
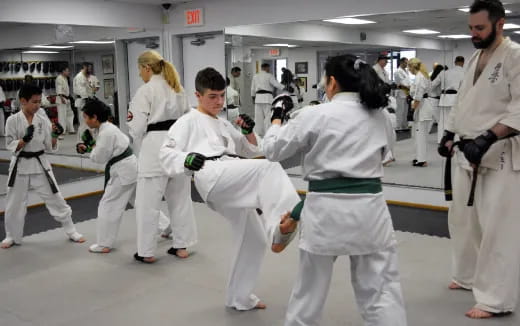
top-left (159, 67), bottom-right (300, 310)
top-left (1, 84), bottom-right (85, 248)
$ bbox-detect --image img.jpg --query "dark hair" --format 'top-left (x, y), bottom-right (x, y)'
top-left (82, 98), bottom-right (111, 122)
top-left (399, 57), bottom-right (408, 64)
top-left (231, 67), bottom-right (241, 73)
top-left (226, 77), bottom-right (230, 86)
top-left (430, 64), bottom-right (445, 81)
top-left (324, 54), bottom-right (389, 110)
top-left (377, 55), bottom-right (388, 62)
top-left (59, 63), bottom-right (69, 73)
top-left (470, 0), bottom-right (505, 23)
top-left (261, 63), bottom-right (270, 69)
top-left (19, 84), bottom-right (42, 100)
top-left (82, 62), bottom-right (90, 68)
top-left (455, 56), bottom-right (465, 64)
top-left (195, 67), bottom-right (226, 93)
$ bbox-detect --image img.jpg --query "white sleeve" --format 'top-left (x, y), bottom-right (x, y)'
top-left (225, 121), bottom-right (263, 158)
top-left (251, 76), bottom-right (256, 96)
top-left (159, 118), bottom-right (193, 177)
top-left (5, 116), bottom-right (20, 153)
top-left (0, 87), bottom-right (5, 102)
top-left (412, 76), bottom-right (426, 101)
top-left (499, 47), bottom-right (520, 131)
top-left (127, 87), bottom-right (151, 152)
top-left (270, 75), bottom-right (284, 91)
top-left (89, 133), bottom-right (114, 165)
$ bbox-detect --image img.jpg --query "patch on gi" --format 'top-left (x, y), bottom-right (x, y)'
top-left (165, 139), bottom-right (176, 148)
top-left (489, 63), bottom-right (502, 84)
top-left (127, 111), bottom-right (133, 122)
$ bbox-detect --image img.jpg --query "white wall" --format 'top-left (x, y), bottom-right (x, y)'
top-left (287, 47), bottom-right (318, 104)
top-left (415, 49), bottom-right (451, 72)
top-left (126, 40), bottom-right (164, 100)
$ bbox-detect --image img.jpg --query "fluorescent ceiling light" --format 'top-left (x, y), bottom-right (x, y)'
top-left (504, 23), bottom-right (520, 29)
top-left (263, 43), bottom-right (297, 47)
top-left (323, 17), bottom-right (376, 25)
top-left (515, 31), bottom-right (520, 34)
top-left (458, 7), bottom-right (512, 14)
top-left (23, 51), bottom-right (59, 54)
top-left (438, 34), bottom-right (472, 39)
top-left (224, 41), bottom-right (231, 44)
top-left (31, 45), bottom-right (73, 49)
top-left (68, 40), bottom-right (115, 44)
top-left (403, 29), bottom-right (440, 35)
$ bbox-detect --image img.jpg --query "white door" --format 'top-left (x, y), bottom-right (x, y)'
top-left (126, 39), bottom-right (162, 99)
top-left (182, 34), bottom-right (225, 108)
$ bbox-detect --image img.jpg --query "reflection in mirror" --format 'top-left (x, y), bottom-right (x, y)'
top-left (224, 4), bottom-right (520, 189)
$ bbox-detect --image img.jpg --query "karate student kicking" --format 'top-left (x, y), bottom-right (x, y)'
top-left (1, 84), bottom-right (85, 249)
top-left (159, 67), bottom-right (300, 310)
top-left (263, 55), bottom-right (407, 326)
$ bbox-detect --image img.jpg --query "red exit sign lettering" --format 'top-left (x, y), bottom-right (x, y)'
top-left (269, 49), bottom-right (280, 56)
top-left (185, 8), bottom-right (204, 26)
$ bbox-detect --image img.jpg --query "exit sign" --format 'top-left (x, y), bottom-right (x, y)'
top-left (185, 8), bottom-right (204, 27)
top-left (269, 49), bottom-right (280, 56)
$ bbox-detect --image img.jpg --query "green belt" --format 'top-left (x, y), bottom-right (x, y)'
top-left (104, 146), bottom-right (133, 188)
top-left (290, 177), bottom-right (382, 221)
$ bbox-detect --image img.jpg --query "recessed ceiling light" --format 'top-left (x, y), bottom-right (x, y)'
top-left (31, 45), bottom-right (74, 49)
top-left (438, 34), bottom-right (472, 39)
top-left (323, 17), bottom-right (376, 25)
top-left (504, 23), bottom-right (520, 29)
top-left (515, 31), bottom-right (520, 34)
top-left (458, 7), bottom-right (512, 14)
top-left (23, 51), bottom-right (59, 54)
top-left (263, 43), bottom-right (297, 47)
top-left (403, 29), bottom-right (440, 35)
top-left (68, 40), bottom-right (115, 44)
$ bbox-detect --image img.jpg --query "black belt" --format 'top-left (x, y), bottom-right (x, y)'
top-left (422, 93), bottom-right (429, 99)
top-left (441, 90), bottom-right (458, 94)
top-left (256, 90), bottom-right (272, 95)
top-left (205, 154), bottom-right (245, 160)
top-left (104, 146), bottom-right (133, 188)
top-left (8, 150), bottom-right (58, 193)
top-left (430, 96), bottom-right (441, 100)
top-left (146, 119), bottom-right (176, 132)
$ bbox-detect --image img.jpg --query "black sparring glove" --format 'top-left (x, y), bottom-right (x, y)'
top-left (51, 122), bottom-right (64, 138)
top-left (76, 143), bottom-right (87, 154)
top-left (239, 113), bottom-right (255, 135)
top-left (22, 125), bottom-right (35, 143)
top-left (463, 130), bottom-right (498, 165)
top-left (184, 152), bottom-right (207, 171)
top-left (271, 94), bottom-right (294, 122)
top-left (438, 130), bottom-right (455, 158)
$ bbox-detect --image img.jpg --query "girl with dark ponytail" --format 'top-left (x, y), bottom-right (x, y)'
top-left (263, 54), bottom-right (407, 326)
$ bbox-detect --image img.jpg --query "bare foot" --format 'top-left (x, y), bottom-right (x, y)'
top-left (449, 282), bottom-right (469, 290)
top-left (465, 307), bottom-right (493, 319)
top-left (75, 237), bottom-right (86, 243)
top-left (255, 301), bottom-right (267, 309)
top-left (175, 248), bottom-right (189, 259)
top-left (1, 241), bottom-right (14, 249)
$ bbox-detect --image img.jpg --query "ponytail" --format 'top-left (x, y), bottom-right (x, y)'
top-left (408, 58), bottom-right (429, 80)
top-left (162, 61), bottom-right (184, 93)
top-left (138, 50), bottom-right (184, 93)
top-left (324, 54), bottom-right (388, 111)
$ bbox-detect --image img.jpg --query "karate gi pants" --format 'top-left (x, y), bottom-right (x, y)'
top-left (195, 159), bottom-right (300, 309)
top-left (449, 142), bottom-right (520, 313)
top-left (254, 103), bottom-right (272, 137)
top-left (135, 175), bottom-right (197, 257)
top-left (437, 106), bottom-right (450, 144)
top-left (413, 120), bottom-right (430, 162)
top-left (284, 247), bottom-right (407, 326)
top-left (4, 172), bottom-right (76, 243)
top-left (57, 103), bottom-right (75, 133)
top-left (395, 97), bottom-right (409, 130)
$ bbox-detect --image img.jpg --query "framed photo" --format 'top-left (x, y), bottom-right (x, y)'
top-left (103, 78), bottom-right (115, 99)
top-left (101, 54), bottom-right (114, 74)
top-left (296, 76), bottom-right (307, 92)
top-left (295, 62), bottom-right (308, 74)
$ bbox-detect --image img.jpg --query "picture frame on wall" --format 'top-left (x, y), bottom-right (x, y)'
top-left (101, 54), bottom-right (114, 74)
top-left (295, 62), bottom-right (308, 74)
top-left (104, 78), bottom-right (115, 99)
top-left (296, 76), bottom-right (307, 92)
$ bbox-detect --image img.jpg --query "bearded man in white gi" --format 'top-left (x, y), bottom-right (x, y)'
top-left (394, 57), bottom-right (411, 131)
top-left (73, 62), bottom-right (93, 136)
top-left (438, 0), bottom-right (520, 319)
top-left (250, 63), bottom-right (284, 136)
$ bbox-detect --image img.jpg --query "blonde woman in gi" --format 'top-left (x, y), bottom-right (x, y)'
top-left (1, 84), bottom-right (85, 248)
top-left (127, 50), bottom-right (197, 263)
top-left (263, 54), bottom-right (407, 326)
top-left (408, 58), bottom-right (433, 167)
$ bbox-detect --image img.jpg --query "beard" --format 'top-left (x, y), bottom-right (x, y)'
top-left (472, 24), bottom-right (497, 49)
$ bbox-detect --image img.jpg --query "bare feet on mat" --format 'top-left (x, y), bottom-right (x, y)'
top-left (167, 247), bottom-right (189, 259)
top-left (448, 281), bottom-right (468, 290)
top-left (134, 253), bottom-right (157, 264)
top-left (67, 232), bottom-right (86, 243)
top-left (1, 238), bottom-right (15, 249)
top-left (255, 301), bottom-right (267, 309)
top-left (465, 307), bottom-right (493, 319)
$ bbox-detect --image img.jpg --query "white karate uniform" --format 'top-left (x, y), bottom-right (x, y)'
top-left (372, 64), bottom-right (389, 84)
top-left (429, 73), bottom-right (442, 129)
top-left (226, 85), bottom-right (240, 123)
top-left (88, 122), bottom-right (137, 248)
top-left (438, 65), bottom-right (464, 142)
top-left (410, 73), bottom-right (433, 162)
top-left (446, 37), bottom-right (520, 314)
top-left (159, 109), bottom-right (300, 310)
top-left (127, 74), bottom-right (197, 258)
top-left (263, 92), bottom-right (406, 326)
top-left (3, 111), bottom-right (79, 244)
top-left (73, 71), bottom-right (92, 136)
top-left (383, 96), bottom-right (397, 163)
top-left (0, 86), bottom-right (6, 136)
top-left (394, 67), bottom-right (411, 130)
top-left (250, 70), bottom-right (284, 136)
top-left (55, 74), bottom-right (75, 133)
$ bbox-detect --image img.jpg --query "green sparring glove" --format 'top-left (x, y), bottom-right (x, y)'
top-left (239, 113), bottom-right (255, 135)
top-left (51, 122), bottom-right (64, 138)
top-left (81, 129), bottom-right (96, 153)
top-left (22, 125), bottom-right (35, 143)
top-left (184, 152), bottom-right (207, 171)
